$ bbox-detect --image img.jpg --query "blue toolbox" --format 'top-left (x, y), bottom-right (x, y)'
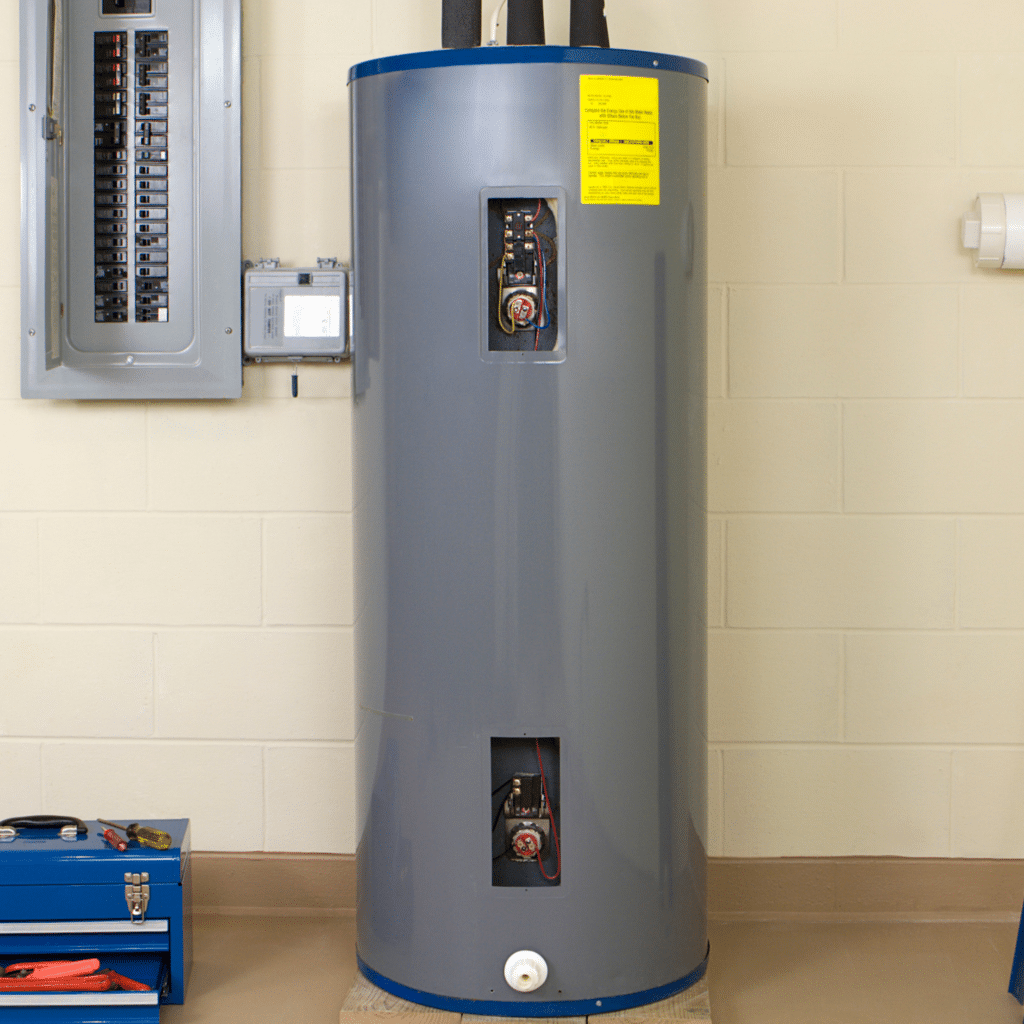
top-left (0, 816), bottom-right (191, 1023)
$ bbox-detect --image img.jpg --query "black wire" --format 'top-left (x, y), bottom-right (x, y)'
top-left (492, 799), bottom-right (509, 833)
top-left (492, 800), bottom-right (509, 860)
top-left (491, 778), bottom-right (515, 836)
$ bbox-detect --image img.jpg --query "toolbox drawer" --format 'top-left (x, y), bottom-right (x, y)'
top-left (0, 819), bottom-right (191, 1023)
top-left (1, 925), bottom-right (165, 1019)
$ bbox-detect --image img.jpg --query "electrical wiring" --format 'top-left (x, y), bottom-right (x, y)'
top-left (492, 778), bottom-right (514, 833)
top-left (496, 263), bottom-right (517, 334)
top-left (492, 799), bottom-right (508, 834)
top-left (535, 739), bottom-right (561, 881)
top-left (533, 202), bottom-right (552, 232)
top-left (495, 202), bottom-right (555, 347)
top-left (532, 234), bottom-right (544, 350)
top-left (526, 226), bottom-right (550, 349)
top-left (535, 231), bottom-right (557, 263)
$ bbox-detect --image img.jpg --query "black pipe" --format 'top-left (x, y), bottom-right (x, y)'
top-left (569, 0), bottom-right (609, 47)
top-left (442, 0), bottom-right (481, 48)
top-left (506, 0), bottom-right (545, 45)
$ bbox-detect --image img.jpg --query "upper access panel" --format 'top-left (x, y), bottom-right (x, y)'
top-left (20, 0), bottom-right (242, 399)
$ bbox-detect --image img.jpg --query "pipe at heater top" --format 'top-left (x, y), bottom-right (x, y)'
top-left (506, 0), bottom-right (545, 44)
top-left (442, 0), bottom-right (482, 48)
top-left (569, 0), bottom-right (610, 46)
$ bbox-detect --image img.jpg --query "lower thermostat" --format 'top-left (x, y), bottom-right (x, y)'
top-left (504, 950), bottom-right (548, 993)
top-left (243, 258), bottom-right (350, 362)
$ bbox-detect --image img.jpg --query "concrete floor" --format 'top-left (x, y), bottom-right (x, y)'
top-left (162, 913), bottom-right (1024, 1024)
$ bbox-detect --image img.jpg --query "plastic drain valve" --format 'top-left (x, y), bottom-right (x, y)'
top-left (504, 950), bottom-right (548, 993)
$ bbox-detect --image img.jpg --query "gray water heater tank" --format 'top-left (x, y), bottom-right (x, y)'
top-left (349, 46), bottom-right (708, 1016)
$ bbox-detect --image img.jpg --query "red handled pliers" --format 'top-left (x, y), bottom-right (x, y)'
top-left (0, 959), bottom-right (150, 992)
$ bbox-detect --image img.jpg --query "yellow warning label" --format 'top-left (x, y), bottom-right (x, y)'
top-left (579, 74), bottom-right (660, 206)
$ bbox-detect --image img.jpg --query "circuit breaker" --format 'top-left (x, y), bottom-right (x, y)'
top-left (20, 0), bottom-right (242, 399)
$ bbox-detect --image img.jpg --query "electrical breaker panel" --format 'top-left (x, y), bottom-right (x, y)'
top-left (20, 0), bottom-right (242, 399)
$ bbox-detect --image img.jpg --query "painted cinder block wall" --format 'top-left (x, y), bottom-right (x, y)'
top-left (2, 0), bottom-right (1023, 858)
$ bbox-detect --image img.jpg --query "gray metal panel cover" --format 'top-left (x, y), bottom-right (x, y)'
top-left (19, 0), bottom-right (242, 399)
top-left (351, 50), bottom-right (707, 1012)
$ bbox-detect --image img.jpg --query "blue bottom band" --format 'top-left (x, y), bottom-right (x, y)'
top-left (357, 945), bottom-right (710, 1018)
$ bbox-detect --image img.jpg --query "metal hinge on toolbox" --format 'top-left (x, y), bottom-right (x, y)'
top-left (125, 873), bottom-right (150, 924)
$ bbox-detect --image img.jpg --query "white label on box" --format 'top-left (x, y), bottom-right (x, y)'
top-left (283, 294), bottom-right (341, 338)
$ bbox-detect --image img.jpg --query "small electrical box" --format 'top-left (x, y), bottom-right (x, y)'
top-left (20, 0), bottom-right (242, 399)
top-left (243, 259), bottom-right (349, 362)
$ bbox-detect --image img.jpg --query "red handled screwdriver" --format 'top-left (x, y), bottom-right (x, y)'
top-left (98, 819), bottom-right (171, 851)
top-left (99, 827), bottom-right (128, 852)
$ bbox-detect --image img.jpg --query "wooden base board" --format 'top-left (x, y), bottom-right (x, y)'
top-left (191, 853), bottom-right (1024, 919)
top-left (340, 971), bottom-right (711, 1023)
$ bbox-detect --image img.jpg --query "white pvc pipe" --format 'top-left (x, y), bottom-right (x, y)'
top-left (488, 0), bottom-right (507, 44)
top-left (962, 193), bottom-right (1024, 269)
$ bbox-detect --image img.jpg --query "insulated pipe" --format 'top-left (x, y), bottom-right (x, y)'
top-left (569, 0), bottom-right (610, 47)
top-left (506, 0), bottom-right (545, 45)
top-left (442, 0), bottom-right (482, 48)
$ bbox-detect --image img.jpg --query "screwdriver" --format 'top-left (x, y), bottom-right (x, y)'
top-left (97, 820), bottom-right (172, 851)
top-left (100, 827), bottom-right (128, 852)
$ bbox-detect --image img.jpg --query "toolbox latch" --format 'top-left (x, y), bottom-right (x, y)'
top-left (124, 872), bottom-right (151, 924)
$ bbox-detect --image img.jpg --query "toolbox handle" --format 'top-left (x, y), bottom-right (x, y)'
top-left (0, 815), bottom-right (88, 834)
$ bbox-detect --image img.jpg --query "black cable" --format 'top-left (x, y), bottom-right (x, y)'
top-left (492, 799), bottom-right (510, 860)
top-left (492, 777), bottom-right (515, 835)
top-left (492, 798), bottom-right (509, 833)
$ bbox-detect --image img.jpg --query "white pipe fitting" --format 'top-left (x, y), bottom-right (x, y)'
top-left (962, 193), bottom-right (1024, 269)
top-left (504, 950), bottom-right (548, 993)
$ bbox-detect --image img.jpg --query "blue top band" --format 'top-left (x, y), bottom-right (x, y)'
top-left (348, 46), bottom-right (708, 83)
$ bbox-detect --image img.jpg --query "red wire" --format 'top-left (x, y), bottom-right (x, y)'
top-left (532, 199), bottom-right (542, 223)
top-left (532, 228), bottom-right (544, 351)
top-left (535, 739), bottom-right (561, 880)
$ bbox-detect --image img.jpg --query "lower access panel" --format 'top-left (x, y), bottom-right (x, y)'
top-left (491, 738), bottom-right (561, 887)
top-left (20, 0), bottom-right (242, 399)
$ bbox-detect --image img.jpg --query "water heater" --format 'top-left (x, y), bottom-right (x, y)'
top-left (350, 44), bottom-right (708, 1016)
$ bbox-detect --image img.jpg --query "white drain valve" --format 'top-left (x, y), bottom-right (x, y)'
top-left (504, 950), bottom-right (548, 993)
